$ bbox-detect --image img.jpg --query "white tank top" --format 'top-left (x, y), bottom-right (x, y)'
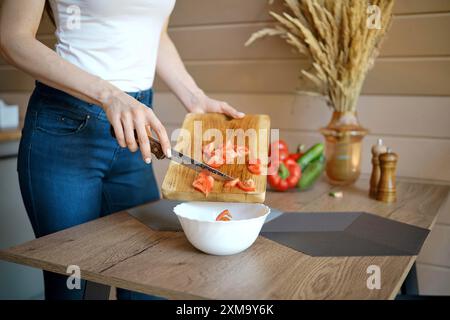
top-left (48, 0), bottom-right (176, 92)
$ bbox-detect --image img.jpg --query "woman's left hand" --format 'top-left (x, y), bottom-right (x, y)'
top-left (187, 92), bottom-right (245, 119)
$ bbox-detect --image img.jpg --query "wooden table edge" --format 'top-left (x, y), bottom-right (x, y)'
top-left (388, 256), bottom-right (416, 300)
top-left (0, 244), bottom-right (208, 300)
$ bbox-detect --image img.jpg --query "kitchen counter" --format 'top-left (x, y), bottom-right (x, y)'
top-left (0, 178), bottom-right (448, 299)
top-left (0, 129), bottom-right (21, 143)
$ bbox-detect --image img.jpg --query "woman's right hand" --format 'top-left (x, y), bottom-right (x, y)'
top-left (102, 89), bottom-right (171, 163)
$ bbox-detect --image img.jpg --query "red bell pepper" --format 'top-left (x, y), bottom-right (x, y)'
top-left (287, 144), bottom-right (306, 162)
top-left (268, 158), bottom-right (301, 192)
top-left (269, 140), bottom-right (290, 162)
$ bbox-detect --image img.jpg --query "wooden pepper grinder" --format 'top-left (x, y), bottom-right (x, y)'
top-left (377, 148), bottom-right (398, 203)
top-left (369, 139), bottom-right (387, 198)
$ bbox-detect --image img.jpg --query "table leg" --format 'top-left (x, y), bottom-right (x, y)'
top-left (84, 281), bottom-right (111, 300)
top-left (401, 262), bottom-right (419, 295)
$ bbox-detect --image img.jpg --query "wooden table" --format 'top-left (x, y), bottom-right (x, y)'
top-left (0, 178), bottom-right (448, 300)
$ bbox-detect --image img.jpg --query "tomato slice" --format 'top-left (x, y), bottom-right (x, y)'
top-left (247, 158), bottom-right (262, 175)
top-left (237, 179), bottom-right (256, 192)
top-left (216, 209), bottom-right (232, 221)
top-left (192, 170), bottom-right (214, 196)
top-left (224, 178), bottom-right (240, 189)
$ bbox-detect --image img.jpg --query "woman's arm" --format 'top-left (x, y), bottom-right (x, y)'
top-left (0, 0), bottom-right (171, 163)
top-left (156, 21), bottom-right (244, 119)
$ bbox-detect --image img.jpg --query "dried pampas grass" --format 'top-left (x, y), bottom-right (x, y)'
top-left (246, 0), bottom-right (395, 112)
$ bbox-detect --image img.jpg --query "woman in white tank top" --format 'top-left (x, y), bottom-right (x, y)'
top-left (0, 0), bottom-right (244, 300)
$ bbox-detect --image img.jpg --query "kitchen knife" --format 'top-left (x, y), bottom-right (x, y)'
top-left (109, 126), bottom-right (235, 181)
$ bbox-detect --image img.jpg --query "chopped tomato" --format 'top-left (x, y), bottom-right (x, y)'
top-left (217, 140), bottom-right (237, 164)
top-left (224, 140), bottom-right (235, 152)
top-left (198, 170), bottom-right (211, 178)
top-left (237, 179), bottom-right (256, 192)
top-left (203, 140), bottom-right (238, 165)
top-left (235, 145), bottom-right (249, 158)
top-left (224, 178), bottom-right (240, 189)
top-left (224, 147), bottom-right (237, 164)
top-left (216, 209), bottom-right (232, 221)
top-left (192, 170), bottom-right (214, 196)
top-left (247, 158), bottom-right (262, 175)
top-left (206, 153), bottom-right (224, 169)
top-left (202, 141), bottom-right (216, 159)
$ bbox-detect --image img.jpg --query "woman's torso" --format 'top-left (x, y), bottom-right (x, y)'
top-left (48, 0), bottom-right (176, 92)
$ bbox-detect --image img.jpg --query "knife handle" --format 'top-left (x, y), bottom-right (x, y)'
top-left (109, 125), bottom-right (166, 160)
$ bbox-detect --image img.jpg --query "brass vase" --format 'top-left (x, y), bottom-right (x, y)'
top-left (320, 111), bottom-right (368, 185)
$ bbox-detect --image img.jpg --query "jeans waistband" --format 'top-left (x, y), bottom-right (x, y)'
top-left (33, 81), bottom-right (153, 121)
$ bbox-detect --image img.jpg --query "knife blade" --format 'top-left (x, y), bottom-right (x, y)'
top-left (109, 125), bottom-right (235, 181)
top-left (169, 148), bottom-right (235, 182)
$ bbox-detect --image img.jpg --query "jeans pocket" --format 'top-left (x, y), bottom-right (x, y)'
top-left (36, 106), bottom-right (91, 136)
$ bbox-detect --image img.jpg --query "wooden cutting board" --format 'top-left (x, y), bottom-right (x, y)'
top-left (162, 113), bottom-right (270, 203)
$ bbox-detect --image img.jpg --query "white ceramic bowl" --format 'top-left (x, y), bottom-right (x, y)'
top-left (173, 202), bottom-right (270, 256)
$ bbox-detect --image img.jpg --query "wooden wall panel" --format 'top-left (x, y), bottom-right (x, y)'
top-left (34, 14), bottom-right (450, 60)
top-left (153, 93), bottom-right (450, 139)
top-left (417, 263), bottom-right (450, 295)
top-left (382, 14), bottom-right (450, 57)
top-left (5, 58), bottom-right (446, 95)
top-left (156, 58), bottom-right (450, 96)
top-left (0, 68), bottom-right (35, 92)
top-left (167, 15), bottom-right (450, 61)
top-left (35, 1), bottom-right (450, 33)
top-left (394, 0), bottom-right (450, 15)
top-left (167, 0), bottom-right (450, 27)
top-left (36, 12), bottom-right (55, 35)
top-left (278, 130), bottom-right (450, 182)
top-left (3, 2), bottom-right (449, 97)
top-left (417, 225), bottom-right (450, 267)
top-left (435, 196), bottom-right (450, 225)
top-left (361, 58), bottom-right (450, 96)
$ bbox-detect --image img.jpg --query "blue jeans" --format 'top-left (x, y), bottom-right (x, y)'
top-left (17, 82), bottom-right (162, 300)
